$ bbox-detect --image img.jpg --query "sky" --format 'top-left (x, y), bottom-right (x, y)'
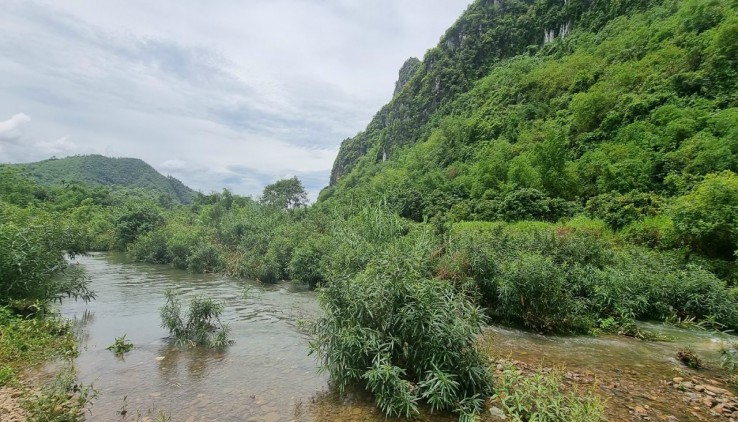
top-left (0, 0), bottom-right (472, 200)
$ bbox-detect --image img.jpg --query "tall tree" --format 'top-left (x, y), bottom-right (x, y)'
top-left (260, 177), bottom-right (308, 211)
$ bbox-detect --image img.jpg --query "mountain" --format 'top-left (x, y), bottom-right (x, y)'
top-left (6, 155), bottom-right (197, 204)
top-left (322, 0), bottom-right (738, 227)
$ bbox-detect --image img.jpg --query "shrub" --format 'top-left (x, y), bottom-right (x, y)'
top-left (159, 290), bottom-right (232, 348)
top-left (671, 171), bottom-right (738, 259)
top-left (128, 230), bottom-right (170, 264)
top-left (309, 227), bottom-right (493, 418)
top-left (186, 243), bottom-right (225, 274)
top-left (586, 192), bottom-right (664, 230)
top-left (288, 236), bottom-right (329, 287)
top-left (0, 204), bottom-right (93, 306)
top-left (620, 215), bottom-right (676, 249)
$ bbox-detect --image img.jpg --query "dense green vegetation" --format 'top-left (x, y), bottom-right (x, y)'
top-left (3, 0), bottom-right (738, 419)
top-left (2, 154), bottom-right (196, 204)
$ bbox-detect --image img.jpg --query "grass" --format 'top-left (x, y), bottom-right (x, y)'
top-left (0, 307), bottom-right (78, 379)
top-left (21, 366), bottom-right (97, 422)
top-left (491, 362), bottom-right (605, 421)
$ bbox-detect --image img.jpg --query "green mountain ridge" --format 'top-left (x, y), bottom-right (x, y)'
top-left (4, 155), bottom-right (197, 204)
top-left (322, 0), bottom-right (738, 237)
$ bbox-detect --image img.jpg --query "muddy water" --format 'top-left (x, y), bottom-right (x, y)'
top-left (62, 253), bottom-right (736, 421)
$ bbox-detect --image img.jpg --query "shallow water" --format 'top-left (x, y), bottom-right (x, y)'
top-left (61, 253), bottom-right (387, 422)
top-left (59, 253), bottom-right (736, 421)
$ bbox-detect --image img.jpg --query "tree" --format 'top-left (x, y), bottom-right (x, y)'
top-left (671, 171), bottom-right (738, 259)
top-left (260, 177), bottom-right (308, 211)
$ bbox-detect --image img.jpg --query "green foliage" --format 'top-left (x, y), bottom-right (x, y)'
top-left (720, 342), bottom-right (738, 372)
top-left (671, 171), bottom-right (738, 259)
top-left (116, 202), bottom-right (165, 249)
top-left (445, 220), bottom-right (738, 333)
top-left (107, 335), bottom-right (134, 356)
top-left (586, 192), bottom-right (664, 230)
top-left (0, 309), bottom-right (78, 368)
top-left (22, 366), bottom-right (97, 422)
top-left (491, 363), bottom-right (604, 422)
top-left (159, 290), bottom-right (232, 349)
top-left (0, 365), bottom-right (15, 387)
top-left (288, 236), bottom-right (329, 287)
top-left (309, 225), bottom-right (493, 418)
top-left (0, 204), bottom-right (93, 306)
top-left (260, 176), bottom-right (308, 210)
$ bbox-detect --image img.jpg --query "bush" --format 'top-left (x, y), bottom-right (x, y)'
top-left (444, 219), bottom-right (738, 332)
top-left (671, 171), bottom-right (738, 259)
top-left (186, 243), bottom-right (225, 274)
top-left (309, 226), bottom-right (492, 418)
top-left (586, 192), bottom-right (664, 230)
top-left (0, 204), bottom-right (93, 306)
top-left (288, 236), bottom-right (329, 287)
top-left (159, 290), bottom-right (232, 348)
top-left (128, 230), bottom-right (170, 264)
top-left (620, 215), bottom-right (676, 249)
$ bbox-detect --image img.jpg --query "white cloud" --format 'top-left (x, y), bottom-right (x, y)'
top-left (35, 136), bottom-right (78, 157)
top-left (0, 113), bottom-right (31, 139)
top-left (160, 159), bottom-right (186, 171)
top-left (0, 0), bottom-right (472, 196)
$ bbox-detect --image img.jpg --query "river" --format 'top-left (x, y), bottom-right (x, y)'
top-left (59, 253), bottom-right (737, 421)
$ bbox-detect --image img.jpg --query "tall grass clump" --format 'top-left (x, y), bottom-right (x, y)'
top-left (159, 290), bottom-right (232, 348)
top-left (310, 222), bottom-right (493, 419)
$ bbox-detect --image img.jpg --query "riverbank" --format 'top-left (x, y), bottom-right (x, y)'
top-left (0, 387), bottom-right (26, 421)
top-left (484, 325), bottom-right (738, 421)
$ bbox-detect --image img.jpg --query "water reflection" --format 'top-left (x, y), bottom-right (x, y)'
top-left (155, 344), bottom-right (228, 382)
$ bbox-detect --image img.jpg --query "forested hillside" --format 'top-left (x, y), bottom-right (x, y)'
top-left (4, 155), bottom-right (196, 204)
top-left (324, 0), bottom-right (738, 263)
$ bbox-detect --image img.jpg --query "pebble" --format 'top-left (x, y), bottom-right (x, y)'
top-left (264, 412), bottom-right (280, 422)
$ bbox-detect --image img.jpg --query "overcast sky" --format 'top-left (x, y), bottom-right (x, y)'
top-left (0, 0), bottom-right (471, 200)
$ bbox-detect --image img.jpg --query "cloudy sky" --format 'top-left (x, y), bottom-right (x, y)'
top-left (0, 0), bottom-right (471, 200)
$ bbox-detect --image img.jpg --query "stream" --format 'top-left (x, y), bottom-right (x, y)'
top-left (56, 253), bottom-right (736, 421)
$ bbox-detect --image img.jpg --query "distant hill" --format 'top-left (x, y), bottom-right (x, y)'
top-left (5, 155), bottom-right (197, 204)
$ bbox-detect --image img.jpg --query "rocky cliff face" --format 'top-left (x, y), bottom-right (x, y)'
top-left (393, 57), bottom-right (421, 96)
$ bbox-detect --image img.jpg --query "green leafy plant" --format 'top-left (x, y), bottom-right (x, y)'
top-left (0, 365), bottom-right (15, 386)
top-left (159, 290), bottom-right (232, 348)
top-left (310, 225), bottom-right (493, 419)
top-left (22, 366), bottom-right (97, 422)
top-left (107, 335), bottom-right (134, 356)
